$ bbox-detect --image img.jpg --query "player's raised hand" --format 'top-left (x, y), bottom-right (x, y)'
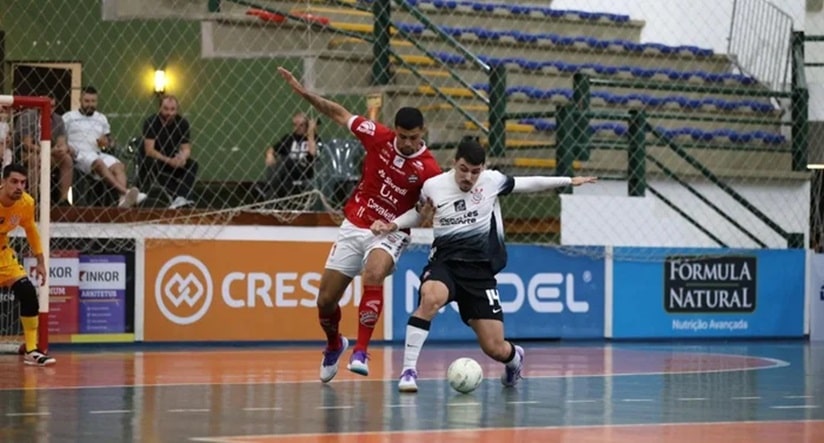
top-left (570, 176), bottom-right (598, 186)
top-left (370, 220), bottom-right (397, 236)
top-left (277, 67), bottom-right (306, 95)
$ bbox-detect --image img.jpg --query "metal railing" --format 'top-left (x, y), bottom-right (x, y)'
top-left (727, 0), bottom-right (794, 92)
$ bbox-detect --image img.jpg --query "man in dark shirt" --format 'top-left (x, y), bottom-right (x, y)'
top-left (261, 112), bottom-right (319, 199)
top-left (142, 95), bottom-right (198, 209)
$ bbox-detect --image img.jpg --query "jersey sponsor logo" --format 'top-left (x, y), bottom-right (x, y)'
top-left (408, 174), bottom-right (419, 184)
top-left (393, 155), bottom-right (405, 168)
top-left (367, 198), bottom-right (398, 221)
top-left (9, 215), bottom-right (20, 226)
top-left (453, 200), bottom-right (467, 212)
top-left (356, 120), bottom-right (376, 136)
top-left (439, 209), bottom-right (478, 226)
top-left (411, 160), bottom-right (425, 171)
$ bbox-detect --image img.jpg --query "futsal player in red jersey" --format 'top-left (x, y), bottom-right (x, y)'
top-left (277, 67), bottom-right (442, 382)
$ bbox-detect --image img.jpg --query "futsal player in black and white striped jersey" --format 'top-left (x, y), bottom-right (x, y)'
top-left (371, 140), bottom-right (597, 392)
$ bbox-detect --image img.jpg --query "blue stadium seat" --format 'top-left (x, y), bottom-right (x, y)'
top-left (431, 0), bottom-right (459, 10)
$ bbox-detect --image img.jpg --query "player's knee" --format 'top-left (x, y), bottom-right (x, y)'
top-left (316, 284), bottom-right (341, 311)
top-left (361, 266), bottom-right (388, 286)
top-left (418, 285), bottom-right (447, 318)
top-left (12, 278), bottom-right (38, 317)
top-left (362, 252), bottom-right (392, 285)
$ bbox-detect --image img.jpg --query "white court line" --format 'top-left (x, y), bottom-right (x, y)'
top-left (620, 398), bottom-right (654, 402)
top-left (242, 407), bottom-right (282, 412)
top-left (771, 405), bottom-right (820, 409)
top-left (566, 399), bottom-right (599, 403)
top-left (89, 409), bottom-right (132, 414)
top-left (506, 400), bottom-right (539, 405)
top-left (678, 398), bottom-right (707, 401)
top-left (316, 405), bottom-right (353, 410)
top-left (188, 419), bottom-right (824, 442)
top-left (6, 412), bottom-right (50, 417)
top-left (784, 395), bottom-right (812, 399)
top-left (732, 396), bottom-right (761, 400)
top-left (447, 402), bottom-right (481, 407)
top-left (0, 352), bottom-right (791, 392)
top-left (169, 408), bottom-right (211, 413)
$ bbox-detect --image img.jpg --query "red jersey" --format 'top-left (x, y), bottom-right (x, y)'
top-left (343, 115), bottom-right (442, 228)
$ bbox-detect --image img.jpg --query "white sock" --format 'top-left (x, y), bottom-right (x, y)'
top-left (505, 343), bottom-right (521, 369)
top-left (403, 318), bottom-right (430, 371)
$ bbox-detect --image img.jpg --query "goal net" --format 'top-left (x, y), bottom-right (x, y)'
top-left (0, 96), bottom-right (52, 354)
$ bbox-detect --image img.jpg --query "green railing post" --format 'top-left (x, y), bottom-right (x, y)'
top-left (571, 73), bottom-right (592, 161)
top-left (488, 64), bottom-right (507, 158)
top-left (791, 31), bottom-right (808, 171)
top-left (556, 105), bottom-right (575, 194)
top-left (572, 72), bottom-right (590, 110)
top-left (792, 87), bottom-right (809, 171)
top-left (372, 0), bottom-right (392, 86)
top-left (208, 0), bottom-right (221, 12)
top-left (627, 110), bottom-right (647, 197)
top-left (787, 233), bottom-right (805, 248)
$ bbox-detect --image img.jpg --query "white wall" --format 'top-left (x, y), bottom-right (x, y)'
top-left (552, 0), bottom-right (804, 53)
top-left (560, 179), bottom-right (809, 249)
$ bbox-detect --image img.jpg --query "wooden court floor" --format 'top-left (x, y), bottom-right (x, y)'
top-left (0, 340), bottom-right (822, 442)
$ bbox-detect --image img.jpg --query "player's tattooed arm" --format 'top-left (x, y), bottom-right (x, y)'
top-left (277, 67), bottom-right (352, 127)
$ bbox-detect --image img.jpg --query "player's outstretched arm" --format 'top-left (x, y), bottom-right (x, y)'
top-left (277, 67), bottom-right (352, 127)
top-left (512, 176), bottom-right (598, 193)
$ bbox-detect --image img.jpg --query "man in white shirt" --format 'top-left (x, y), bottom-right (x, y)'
top-left (371, 140), bottom-right (597, 392)
top-left (63, 86), bottom-right (145, 207)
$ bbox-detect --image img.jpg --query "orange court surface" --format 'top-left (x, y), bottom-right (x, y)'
top-left (0, 340), bottom-right (822, 442)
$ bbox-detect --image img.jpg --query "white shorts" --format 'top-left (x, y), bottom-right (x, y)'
top-left (325, 219), bottom-right (411, 278)
top-left (74, 151), bottom-right (121, 177)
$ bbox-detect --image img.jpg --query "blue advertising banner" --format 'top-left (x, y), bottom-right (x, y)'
top-left (79, 255), bottom-right (127, 333)
top-left (613, 247), bottom-right (804, 338)
top-left (392, 245), bottom-right (605, 341)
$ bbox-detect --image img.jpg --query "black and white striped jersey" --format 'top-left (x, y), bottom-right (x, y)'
top-left (421, 169), bottom-right (515, 273)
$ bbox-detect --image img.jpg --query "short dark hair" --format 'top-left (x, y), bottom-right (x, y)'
top-left (81, 86), bottom-right (98, 95)
top-left (454, 139), bottom-right (486, 166)
top-left (3, 164), bottom-right (28, 179)
top-left (394, 107), bottom-right (424, 130)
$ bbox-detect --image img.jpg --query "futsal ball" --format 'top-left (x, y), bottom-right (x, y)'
top-left (447, 357), bottom-right (484, 394)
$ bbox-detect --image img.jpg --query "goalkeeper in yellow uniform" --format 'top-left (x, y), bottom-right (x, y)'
top-left (0, 164), bottom-right (54, 366)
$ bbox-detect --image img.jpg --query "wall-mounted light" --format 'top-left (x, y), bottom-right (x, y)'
top-left (154, 69), bottom-right (167, 95)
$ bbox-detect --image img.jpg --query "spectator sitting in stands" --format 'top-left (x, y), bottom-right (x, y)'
top-left (141, 95), bottom-right (198, 209)
top-left (63, 86), bottom-right (145, 207)
top-left (12, 93), bottom-right (74, 206)
top-left (260, 112), bottom-right (319, 199)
